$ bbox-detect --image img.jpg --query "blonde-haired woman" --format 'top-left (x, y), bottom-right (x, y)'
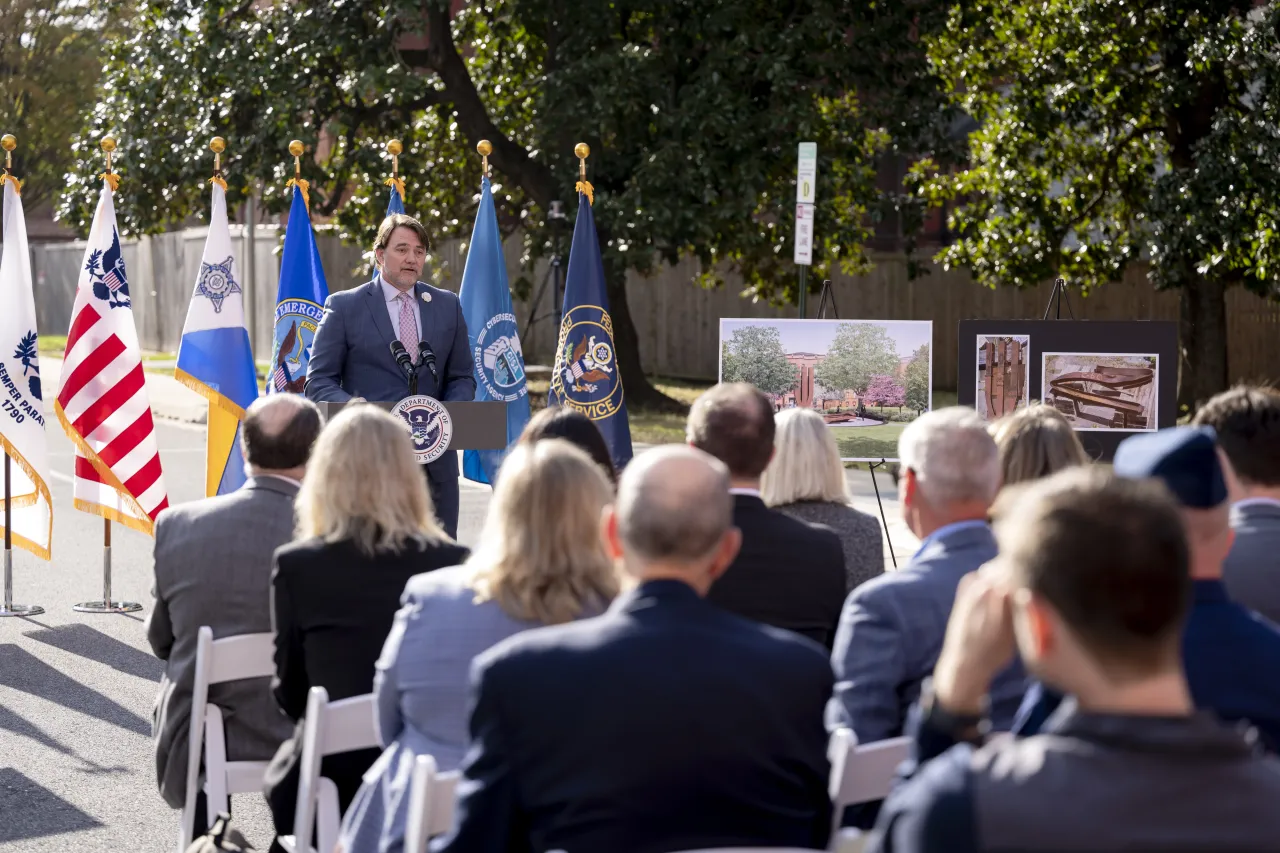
top-left (989, 402), bottom-right (1089, 487)
top-left (338, 439), bottom-right (618, 853)
top-left (265, 406), bottom-right (470, 839)
top-left (761, 408), bottom-right (884, 592)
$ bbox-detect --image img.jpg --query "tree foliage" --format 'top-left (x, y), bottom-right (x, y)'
top-left (814, 322), bottom-right (900, 395)
top-left (904, 343), bottom-right (930, 413)
top-left (720, 326), bottom-right (798, 397)
top-left (912, 0), bottom-right (1280, 407)
top-left (863, 374), bottom-right (905, 408)
top-left (58, 0), bottom-right (954, 408)
top-left (0, 0), bottom-right (118, 213)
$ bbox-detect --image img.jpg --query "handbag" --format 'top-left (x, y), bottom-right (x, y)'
top-left (186, 813), bottom-right (253, 852)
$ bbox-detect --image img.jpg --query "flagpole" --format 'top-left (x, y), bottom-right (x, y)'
top-left (0, 134), bottom-right (44, 618)
top-left (72, 136), bottom-right (142, 615)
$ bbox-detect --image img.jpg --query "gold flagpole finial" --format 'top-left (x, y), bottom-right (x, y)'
top-left (288, 139), bottom-right (304, 179)
top-left (99, 136), bottom-right (120, 190)
top-left (209, 137), bottom-right (228, 190)
top-left (1, 134), bottom-right (14, 171)
top-left (477, 139), bottom-right (492, 178)
top-left (387, 139), bottom-right (402, 177)
top-left (573, 142), bottom-right (594, 205)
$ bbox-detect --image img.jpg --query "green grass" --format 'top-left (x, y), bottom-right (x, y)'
top-left (527, 375), bottom-right (708, 445)
top-left (833, 423), bottom-right (906, 461)
top-left (37, 335), bottom-right (66, 354)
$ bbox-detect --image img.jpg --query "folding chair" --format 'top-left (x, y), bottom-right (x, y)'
top-left (278, 687), bottom-right (378, 853)
top-left (178, 626), bottom-right (277, 852)
top-left (402, 754), bottom-right (462, 853)
top-left (827, 727), bottom-right (911, 840)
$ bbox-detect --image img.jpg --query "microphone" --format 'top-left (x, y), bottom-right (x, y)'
top-left (390, 340), bottom-right (418, 395)
top-left (417, 340), bottom-right (438, 383)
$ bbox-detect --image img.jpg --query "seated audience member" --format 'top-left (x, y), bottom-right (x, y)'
top-left (1194, 386), bottom-right (1280, 623)
top-left (435, 446), bottom-right (835, 853)
top-left (763, 407), bottom-right (885, 592)
top-left (518, 404), bottom-right (618, 486)
top-left (688, 382), bottom-right (845, 647)
top-left (263, 405), bottom-right (470, 840)
top-left (1014, 426), bottom-right (1280, 752)
top-left (988, 402), bottom-right (1089, 487)
top-left (149, 395), bottom-right (321, 826)
top-left (828, 407), bottom-right (1025, 743)
top-left (338, 440), bottom-right (619, 853)
top-left (868, 467), bottom-right (1280, 853)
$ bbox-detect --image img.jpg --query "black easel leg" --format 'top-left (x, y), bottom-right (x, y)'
top-left (868, 460), bottom-right (898, 569)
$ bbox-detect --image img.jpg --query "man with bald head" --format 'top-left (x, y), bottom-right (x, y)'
top-left (437, 446), bottom-right (836, 853)
top-left (148, 394), bottom-right (322, 830)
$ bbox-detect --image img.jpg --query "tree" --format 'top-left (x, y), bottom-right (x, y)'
top-left (863, 374), bottom-right (905, 409)
top-left (904, 343), bottom-right (930, 414)
top-left (912, 0), bottom-right (1280, 410)
top-left (720, 326), bottom-right (798, 397)
top-left (58, 0), bottom-right (930, 411)
top-left (814, 322), bottom-right (900, 396)
top-left (0, 0), bottom-right (117, 213)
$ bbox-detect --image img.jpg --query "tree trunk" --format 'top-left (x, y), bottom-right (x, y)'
top-left (599, 250), bottom-right (683, 412)
top-left (1178, 276), bottom-right (1229, 414)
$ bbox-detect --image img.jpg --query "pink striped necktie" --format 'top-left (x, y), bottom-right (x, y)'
top-left (396, 290), bottom-right (419, 354)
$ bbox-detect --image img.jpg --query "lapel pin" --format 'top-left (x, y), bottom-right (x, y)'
top-left (421, 291), bottom-right (431, 303)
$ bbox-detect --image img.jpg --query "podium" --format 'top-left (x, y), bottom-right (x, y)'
top-left (317, 400), bottom-right (509, 455)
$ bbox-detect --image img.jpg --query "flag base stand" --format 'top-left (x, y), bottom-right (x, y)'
top-left (72, 520), bottom-right (141, 614)
top-left (1, 454), bottom-right (43, 617)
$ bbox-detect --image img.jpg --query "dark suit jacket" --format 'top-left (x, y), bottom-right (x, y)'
top-left (147, 476), bottom-right (299, 808)
top-left (303, 277), bottom-right (476, 482)
top-left (434, 579), bottom-right (835, 853)
top-left (1225, 500), bottom-right (1280, 625)
top-left (705, 493), bottom-right (846, 647)
top-left (265, 535), bottom-right (470, 831)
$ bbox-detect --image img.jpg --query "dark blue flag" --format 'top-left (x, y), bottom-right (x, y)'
top-left (460, 177), bottom-right (531, 484)
top-left (267, 184), bottom-right (329, 395)
top-left (548, 192), bottom-right (633, 468)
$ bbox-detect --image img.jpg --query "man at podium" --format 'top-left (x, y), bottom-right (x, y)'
top-left (305, 214), bottom-right (475, 537)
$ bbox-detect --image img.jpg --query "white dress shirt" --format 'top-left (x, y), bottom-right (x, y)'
top-left (379, 273), bottom-right (422, 342)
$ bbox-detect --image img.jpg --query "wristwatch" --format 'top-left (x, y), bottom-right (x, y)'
top-left (919, 677), bottom-right (988, 744)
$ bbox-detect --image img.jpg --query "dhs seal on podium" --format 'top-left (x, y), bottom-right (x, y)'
top-left (391, 395), bottom-right (455, 464)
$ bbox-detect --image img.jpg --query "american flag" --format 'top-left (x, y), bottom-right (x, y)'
top-left (54, 182), bottom-right (168, 535)
top-left (272, 363), bottom-right (291, 392)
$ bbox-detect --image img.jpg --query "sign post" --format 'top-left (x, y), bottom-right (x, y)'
top-left (795, 142), bottom-right (816, 318)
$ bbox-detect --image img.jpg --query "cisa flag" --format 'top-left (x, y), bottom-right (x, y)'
top-left (0, 175), bottom-right (52, 558)
top-left (175, 179), bottom-right (259, 497)
top-left (460, 176), bottom-right (530, 484)
top-left (55, 178), bottom-right (168, 534)
top-left (549, 191), bottom-right (633, 469)
top-left (268, 184), bottom-right (329, 395)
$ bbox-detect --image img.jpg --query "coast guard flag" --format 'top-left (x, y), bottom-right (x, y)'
top-left (267, 184), bottom-right (329, 395)
top-left (0, 174), bottom-right (52, 558)
top-left (55, 178), bottom-right (168, 535)
top-left (548, 191), bottom-right (633, 468)
top-left (460, 176), bottom-right (530, 484)
top-left (175, 180), bottom-right (259, 497)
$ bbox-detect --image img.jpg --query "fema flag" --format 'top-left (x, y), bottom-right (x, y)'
top-left (460, 176), bottom-right (530, 484)
top-left (549, 192), bottom-right (633, 468)
top-left (268, 185), bottom-right (329, 395)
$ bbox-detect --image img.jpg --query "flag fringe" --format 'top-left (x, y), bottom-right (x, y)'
top-left (173, 367), bottom-right (248, 421)
top-left (286, 178), bottom-right (310, 209)
top-left (209, 175), bottom-right (228, 192)
top-left (53, 400), bottom-right (156, 537)
top-left (0, 174), bottom-right (22, 196)
top-left (575, 181), bottom-right (594, 205)
top-left (384, 176), bottom-right (406, 201)
top-left (0, 433), bottom-right (52, 558)
top-left (99, 172), bottom-right (120, 192)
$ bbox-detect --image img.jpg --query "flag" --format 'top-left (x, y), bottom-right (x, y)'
top-left (460, 176), bottom-right (530, 484)
top-left (386, 176), bottom-right (406, 215)
top-left (0, 174), bottom-right (52, 558)
top-left (174, 179), bottom-right (259, 497)
top-left (55, 178), bottom-right (168, 534)
top-left (548, 191), bottom-right (633, 468)
top-left (267, 183), bottom-right (329, 395)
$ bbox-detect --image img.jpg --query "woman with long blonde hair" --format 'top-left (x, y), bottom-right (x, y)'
top-left (266, 405), bottom-right (470, 838)
top-left (339, 438), bottom-right (619, 853)
top-left (988, 402), bottom-right (1090, 488)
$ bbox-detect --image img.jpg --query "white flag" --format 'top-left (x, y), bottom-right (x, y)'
top-left (0, 177), bottom-right (52, 558)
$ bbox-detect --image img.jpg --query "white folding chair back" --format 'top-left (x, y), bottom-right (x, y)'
top-left (179, 626), bottom-right (277, 852)
top-left (280, 687), bottom-right (379, 853)
top-left (403, 754), bottom-right (462, 853)
top-left (827, 727), bottom-right (911, 838)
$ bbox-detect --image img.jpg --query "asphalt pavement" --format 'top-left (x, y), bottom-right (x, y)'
top-left (0, 369), bottom-right (913, 852)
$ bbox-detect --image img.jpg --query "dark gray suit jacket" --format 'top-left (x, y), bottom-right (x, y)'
top-left (147, 476), bottom-right (299, 808)
top-left (303, 278), bottom-right (475, 482)
top-left (1225, 500), bottom-right (1280, 625)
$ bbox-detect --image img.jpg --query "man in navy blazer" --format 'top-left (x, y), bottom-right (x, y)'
top-left (434, 446), bottom-right (835, 853)
top-left (305, 214), bottom-right (475, 536)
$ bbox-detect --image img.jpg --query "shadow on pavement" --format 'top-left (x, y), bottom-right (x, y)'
top-left (0, 702), bottom-right (129, 775)
top-left (24, 623), bottom-right (163, 683)
top-left (0, 767), bottom-right (104, 842)
top-left (0, 644), bottom-right (152, 737)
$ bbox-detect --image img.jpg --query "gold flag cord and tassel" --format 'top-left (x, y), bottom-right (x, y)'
top-left (0, 136), bottom-right (21, 195)
top-left (209, 136), bottom-right (228, 191)
top-left (574, 142), bottom-right (594, 205)
top-left (286, 139), bottom-right (309, 206)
